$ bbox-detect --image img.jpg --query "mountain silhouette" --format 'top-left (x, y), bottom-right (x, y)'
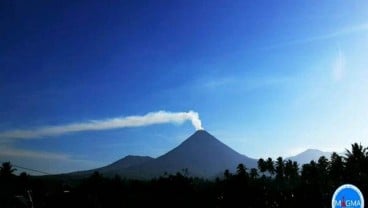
top-left (286, 149), bottom-right (331, 165)
top-left (61, 131), bottom-right (336, 179)
top-left (70, 155), bottom-right (154, 177)
top-left (128, 130), bottom-right (257, 178)
top-left (70, 130), bottom-right (257, 179)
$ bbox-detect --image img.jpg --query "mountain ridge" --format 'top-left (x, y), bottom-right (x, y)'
top-left (65, 130), bottom-right (333, 179)
top-left (286, 149), bottom-right (332, 165)
top-left (68, 130), bottom-right (257, 178)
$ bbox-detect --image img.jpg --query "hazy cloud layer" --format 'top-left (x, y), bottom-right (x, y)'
top-left (262, 23), bottom-right (368, 50)
top-left (0, 111), bottom-right (203, 140)
top-left (0, 146), bottom-right (103, 175)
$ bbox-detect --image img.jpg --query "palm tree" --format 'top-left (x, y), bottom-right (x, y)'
top-left (345, 143), bottom-right (366, 163)
top-left (275, 157), bottom-right (284, 180)
top-left (292, 161), bottom-right (299, 176)
top-left (344, 143), bottom-right (367, 181)
top-left (236, 163), bottom-right (247, 177)
top-left (266, 157), bottom-right (275, 176)
top-left (258, 158), bottom-right (267, 175)
top-left (224, 169), bottom-right (232, 179)
top-left (284, 160), bottom-right (299, 180)
top-left (329, 152), bottom-right (344, 184)
top-left (0, 162), bottom-right (16, 177)
top-left (301, 160), bottom-right (318, 185)
top-left (250, 168), bottom-right (259, 179)
top-left (317, 156), bottom-right (329, 173)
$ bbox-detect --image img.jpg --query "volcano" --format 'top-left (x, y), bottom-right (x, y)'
top-left (70, 130), bottom-right (257, 178)
top-left (131, 130), bottom-right (257, 177)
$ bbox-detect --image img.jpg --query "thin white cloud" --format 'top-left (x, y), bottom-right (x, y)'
top-left (332, 49), bottom-right (346, 82)
top-left (0, 111), bottom-right (203, 140)
top-left (204, 77), bottom-right (235, 89)
top-left (262, 23), bottom-right (368, 50)
top-left (202, 75), bottom-right (290, 92)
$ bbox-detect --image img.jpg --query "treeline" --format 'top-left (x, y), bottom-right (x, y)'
top-left (1, 143), bottom-right (368, 207)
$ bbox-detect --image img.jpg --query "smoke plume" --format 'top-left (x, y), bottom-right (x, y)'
top-left (0, 111), bottom-right (203, 140)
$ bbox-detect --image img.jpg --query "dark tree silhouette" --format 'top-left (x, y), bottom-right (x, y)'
top-left (345, 143), bottom-right (366, 162)
top-left (0, 162), bottom-right (16, 178)
top-left (284, 159), bottom-right (298, 180)
top-left (258, 158), bottom-right (267, 175)
top-left (301, 160), bottom-right (318, 184)
top-left (317, 156), bottom-right (329, 171)
top-left (224, 169), bottom-right (231, 179)
top-left (249, 168), bottom-right (259, 179)
top-left (236, 163), bottom-right (247, 177)
top-left (292, 161), bottom-right (299, 177)
top-left (344, 143), bottom-right (368, 190)
top-left (266, 157), bottom-right (275, 176)
top-left (1, 142), bottom-right (367, 208)
top-left (329, 152), bottom-right (344, 184)
top-left (317, 156), bottom-right (329, 181)
top-left (275, 157), bottom-right (284, 180)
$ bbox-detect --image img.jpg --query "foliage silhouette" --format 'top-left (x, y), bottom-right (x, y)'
top-left (0, 162), bottom-right (16, 178)
top-left (1, 142), bottom-right (367, 207)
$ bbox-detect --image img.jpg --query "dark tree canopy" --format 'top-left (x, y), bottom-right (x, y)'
top-left (1, 142), bottom-right (368, 207)
top-left (0, 162), bottom-right (16, 178)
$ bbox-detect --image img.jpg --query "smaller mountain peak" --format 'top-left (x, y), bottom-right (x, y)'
top-left (109, 155), bottom-right (154, 168)
top-left (123, 155), bottom-right (148, 159)
top-left (305, 148), bottom-right (321, 152)
top-left (125, 155), bottom-right (138, 158)
top-left (303, 149), bottom-right (325, 154)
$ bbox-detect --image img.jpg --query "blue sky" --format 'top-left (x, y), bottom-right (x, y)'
top-left (1, 1), bottom-right (368, 174)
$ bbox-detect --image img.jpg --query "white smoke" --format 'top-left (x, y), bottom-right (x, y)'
top-left (186, 111), bottom-right (203, 131)
top-left (0, 111), bottom-right (203, 140)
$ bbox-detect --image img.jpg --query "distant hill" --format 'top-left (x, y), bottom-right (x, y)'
top-left (286, 149), bottom-right (332, 165)
top-left (71, 155), bottom-right (154, 177)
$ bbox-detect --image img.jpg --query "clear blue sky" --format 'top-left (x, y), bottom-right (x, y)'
top-left (1, 0), bottom-right (368, 174)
